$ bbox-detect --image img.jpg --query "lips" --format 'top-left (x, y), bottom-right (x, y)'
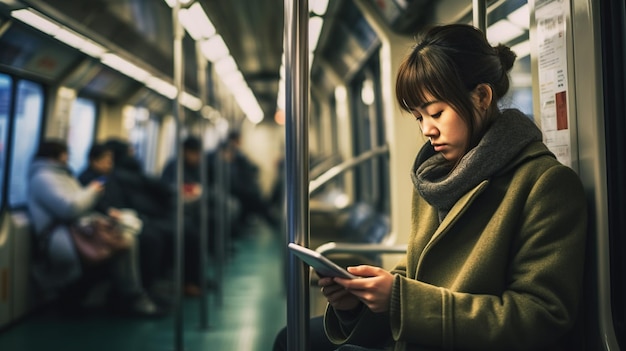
top-left (432, 143), bottom-right (444, 152)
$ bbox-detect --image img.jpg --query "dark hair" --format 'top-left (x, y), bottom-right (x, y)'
top-left (103, 138), bottom-right (131, 163)
top-left (227, 130), bottom-right (241, 142)
top-left (35, 139), bottom-right (68, 160)
top-left (183, 136), bottom-right (202, 151)
top-left (395, 24), bottom-right (516, 148)
top-left (88, 143), bottom-right (111, 161)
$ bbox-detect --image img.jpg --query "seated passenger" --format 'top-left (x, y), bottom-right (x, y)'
top-left (84, 139), bottom-right (173, 297)
top-left (28, 139), bottom-right (163, 317)
top-left (274, 24), bottom-right (587, 351)
top-left (100, 138), bottom-right (205, 297)
top-left (78, 143), bottom-right (113, 185)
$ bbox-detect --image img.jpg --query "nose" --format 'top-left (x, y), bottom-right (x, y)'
top-left (421, 117), bottom-right (437, 140)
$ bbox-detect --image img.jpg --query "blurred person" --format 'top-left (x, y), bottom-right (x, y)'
top-left (208, 130), bottom-right (279, 234)
top-left (28, 139), bottom-right (163, 317)
top-left (160, 136), bottom-right (208, 296)
top-left (161, 136), bottom-right (202, 186)
top-left (78, 143), bottom-right (113, 185)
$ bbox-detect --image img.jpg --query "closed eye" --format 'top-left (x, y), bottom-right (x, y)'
top-left (431, 111), bottom-right (442, 118)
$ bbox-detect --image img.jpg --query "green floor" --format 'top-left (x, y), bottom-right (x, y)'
top-left (0, 221), bottom-right (287, 351)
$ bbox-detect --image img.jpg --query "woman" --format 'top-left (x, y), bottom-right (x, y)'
top-left (318, 24), bottom-right (587, 350)
top-left (28, 139), bottom-right (163, 317)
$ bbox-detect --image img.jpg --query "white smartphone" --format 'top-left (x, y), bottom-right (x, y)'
top-left (288, 243), bottom-right (357, 279)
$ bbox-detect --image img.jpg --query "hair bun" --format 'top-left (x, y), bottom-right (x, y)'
top-left (495, 44), bottom-right (517, 72)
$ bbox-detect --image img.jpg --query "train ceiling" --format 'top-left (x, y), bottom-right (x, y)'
top-left (0, 0), bottom-right (446, 120)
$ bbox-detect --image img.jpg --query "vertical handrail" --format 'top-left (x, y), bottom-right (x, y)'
top-left (196, 40), bottom-right (210, 330)
top-left (172, 1), bottom-right (185, 350)
top-left (284, 0), bottom-right (310, 350)
top-left (214, 144), bottom-right (225, 307)
top-left (473, 0), bottom-right (487, 32)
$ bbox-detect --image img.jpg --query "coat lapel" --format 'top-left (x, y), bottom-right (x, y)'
top-left (416, 180), bottom-right (490, 273)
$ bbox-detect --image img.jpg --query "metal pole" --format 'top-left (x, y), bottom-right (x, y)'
top-left (473, 0), bottom-right (487, 32)
top-left (196, 40), bottom-right (210, 330)
top-left (172, 1), bottom-right (185, 350)
top-left (284, 0), bottom-right (310, 350)
top-left (214, 143), bottom-right (225, 307)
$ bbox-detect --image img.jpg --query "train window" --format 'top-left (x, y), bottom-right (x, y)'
top-left (140, 118), bottom-right (160, 175)
top-left (8, 80), bottom-right (44, 208)
top-left (0, 74), bottom-right (12, 209)
top-left (127, 106), bottom-right (160, 175)
top-left (487, 1), bottom-right (533, 117)
top-left (67, 97), bottom-right (97, 176)
top-left (349, 52), bottom-right (389, 213)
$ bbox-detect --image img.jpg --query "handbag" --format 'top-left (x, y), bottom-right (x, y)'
top-left (69, 214), bottom-right (133, 264)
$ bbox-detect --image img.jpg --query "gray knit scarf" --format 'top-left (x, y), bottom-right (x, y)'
top-left (410, 109), bottom-right (543, 222)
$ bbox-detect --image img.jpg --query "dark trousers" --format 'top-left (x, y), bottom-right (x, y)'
top-left (273, 315), bottom-right (388, 351)
top-left (273, 315), bottom-right (337, 351)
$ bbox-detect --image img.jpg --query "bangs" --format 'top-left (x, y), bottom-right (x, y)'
top-left (395, 46), bottom-right (466, 113)
top-left (396, 53), bottom-right (431, 112)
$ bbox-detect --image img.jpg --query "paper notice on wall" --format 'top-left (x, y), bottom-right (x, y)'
top-left (535, 0), bottom-right (571, 166)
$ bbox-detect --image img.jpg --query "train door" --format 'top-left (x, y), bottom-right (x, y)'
top-left (528, 0), bottom-right (624, 349)
top-left (596, 0), bottom-right (625, 349)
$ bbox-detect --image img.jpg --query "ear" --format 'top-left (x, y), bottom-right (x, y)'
top-left (472, 83), bottom-right (493, 111)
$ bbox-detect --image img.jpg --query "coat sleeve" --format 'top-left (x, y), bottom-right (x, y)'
top-left (388, 165), bottom-right (587, 350)
top-left (324, 304), bottom-right (391, 346)
top-left (31, 170), bottom-right (100, 221)
top-left (323, 257), bottom-right (409, 346)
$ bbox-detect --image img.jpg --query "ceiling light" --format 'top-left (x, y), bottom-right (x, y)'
top-left (309, 16), bottom-right (323, 52)
top-left (179, 2), bottom-right (216, 40)
top-left (101, 53), bottom-right (151, 82)
top-left (54, 28), bottom-right (106, 58)
top-left (487, 19), bottom-right (525, 45)
top-left (214, 55), bottom-right (238, 75)
top-left (310, 0), bottom-right (329, 16)
top-left (200, 35), bottom-right (229, 62)
top-left (507, 4), bottom-right (530, 29)
top-left (163, 0), bottom-right (193, 8)
top-left (11, 9), bottom-right (59, 35)
top-left (146, 76), bottom-right (177, 99)
top-left (511, 40), bottom-right (530, 59)
top-left (181, 92), bottom-right (203, 111)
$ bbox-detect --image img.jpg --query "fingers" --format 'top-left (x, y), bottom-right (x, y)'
top-left (347, 265), bottom-right (385, 277)
top-left (332, 267), bottom-right (394, 313)
top-left (321, 285), bottom-right (351, 302)
top-left (345, 290), bottom-right (388, 313)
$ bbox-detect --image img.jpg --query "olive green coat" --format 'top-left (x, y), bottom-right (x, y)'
top-left (325, 142), bottom-right (587, 350)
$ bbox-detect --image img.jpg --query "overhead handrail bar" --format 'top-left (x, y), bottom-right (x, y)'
top-left (309, 154), bottom-right (342, 180)
top-left (309, 145), bottom-right (389, 195)
top-left (316, 242), bottom-right (408, 256)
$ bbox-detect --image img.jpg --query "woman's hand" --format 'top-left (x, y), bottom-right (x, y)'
top-left (333, 265), bottom-right (394, 313)
top-left (319, 277), bottom-right (361, 311)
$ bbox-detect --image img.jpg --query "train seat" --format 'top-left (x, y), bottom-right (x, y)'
top-left (0, 211), bottom-right (41, 330)
top-left (309, 202), bottom-right (391, 280)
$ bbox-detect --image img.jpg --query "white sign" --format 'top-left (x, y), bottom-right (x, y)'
top-left (535, 0), bottom-right (571, 166)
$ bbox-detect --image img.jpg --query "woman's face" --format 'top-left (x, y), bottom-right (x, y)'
top-left (411, 93), bottom-right (471, 164)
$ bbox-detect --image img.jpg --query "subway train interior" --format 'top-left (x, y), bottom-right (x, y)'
top-left (0, 0), bottom-right (623, 350)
